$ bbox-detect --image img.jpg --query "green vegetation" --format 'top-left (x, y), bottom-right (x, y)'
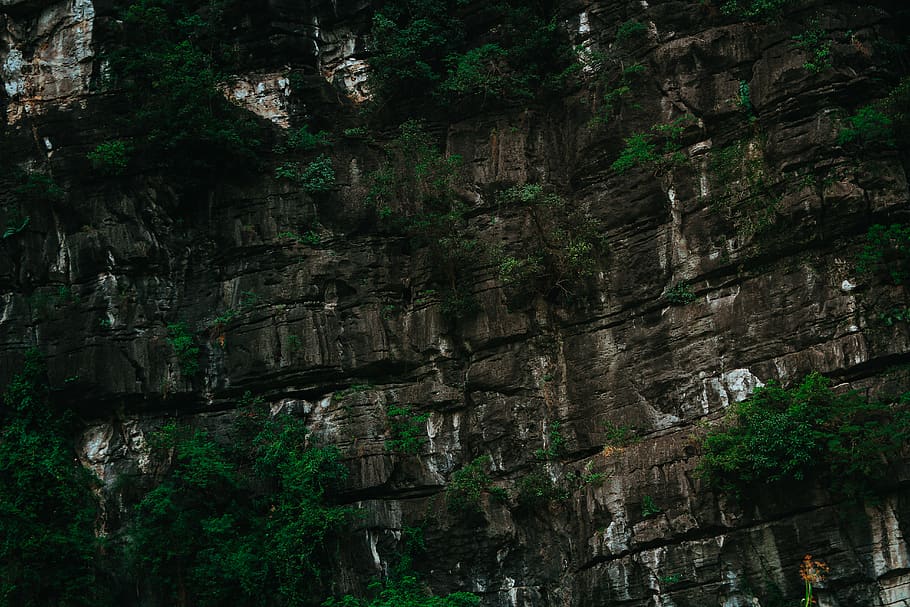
top-left (534, 420), bottom-right (567, 461)
top-left (0, 350), bottom-right (105, 607)
top-left (367, 121), bottom-right (478, 318)
top-left (274, 125), bottom-right (331, 153)
top-left (445, 455), bottom-right (506, 513)
top-left (698, 372), bottom-right (910, 497)
top-left (792, 18), bottom-right (832, 74)
top-left (323, 573), bottom-right (479, 607)
top-left (641, 495), bottom-right (662, 518)
top-left (275, 155), bottom-right (336, 192)
top-left (615, 19), bottom-right (647, 43)
top-left (368, 0), bottom-right (573, 107)
top-left (385, 405), bottom-right (430, 455)
top-left (665, 282), bottom-right (697, 305)
top-left (12, 171), bottom-right (64, 203)
top-left (738, 80), bottom-right (755, 121)
top-left (493, 184), bottom-right (606, 302)
top-left (661, 574), bottom-right (682, 585)
top-left (87, 140), bottom-right (132, 175)
top-left (707, 138), bottom-right (780, 239)
top-left (167, 322), bottom-right (200, 377)
top-left (857, 224), bottom-right (910, 285)
top-left (602, 421), bottom-right (640, 451)
top-left (720, 0), bottom-right (787, 20)
top-left (515, 468), bottom-right (570, 508)
top-left (279, 229), bottom-right (321, 246)
top-left (2, 216), bottom-right (29, 239)
top-left (105, 0), bottom-right (263, 180)
top-left (132, 412), bottom-right (353, 605)
top-left (838, 107), bottom-right (894, 147)
top-left (611, 116), bottom-right (693, 174)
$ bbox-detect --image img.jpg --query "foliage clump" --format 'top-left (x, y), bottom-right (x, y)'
top-left (385, 405), bottom-right (430, 455)
top-left (611, 116), bottom-right (693, 174)
top-left (493, 184), bottom-right (607, 302)
top-left (368, 0), bottom-right (574, 108)
top-left (720, 0), bottom-right (787, 20)
top-left (445, 455), bottom-right (506, 513)
top-left (0, 350), bottom-right (106, 607)
top-left (323, 572), bottom-right (479, 607)
top-left (167, 322), bottom-right (200, 378)
top-left (131, 412), bottom-right (352, 605)
top-left (856, 224), bottom-right (910, 285)
top-left (698, 372), bottom-right (910, 497)
top-left (105, 0), bottom-right (264, 180)
top-left (87, 140), bottom-right (133, 175)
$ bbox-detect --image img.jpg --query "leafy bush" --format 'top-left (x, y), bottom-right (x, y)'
top-left (386, 405), bottom-right (430, 455)
top-left (516, 468), bottom-right (570, 508)
top-left (665, 282), bottom-right (697, 305)
top-left (445, 455), bottom-right (505, 512)
top-left (132, 413), bottom-right (352, 605)
top-left (87, 140), bottom-right (132, 175)
top-left (641, 495), bottom-right (662, 518)
top-left (720, 0), bottom-right (787, 20)
top-left (707, 138), bottom-right (780, 239)
top-left (615, 19), bottom-right (647, 43)
top-left (857, 224), bottom-right (910, 284)
top-left (275, 155), bottom-right (336, 192)
top-left (792, 18), bottom-right (832, 74)
top-left (838, 106), bottom-right (895, 147)
top-left (493, 184), bottom-right (606, 301)
top-left (612, 116), bottom-right (692, 174)
top-left (0, 350), bottom-right (105, 606)
top-left (105, 0), bottom-right (263, 180)
top-left (368, 0), bottom-right (573, 107)
top-left (323, 574), bottom-right (479, 607)
top-left (698, 372), bottom-right (910, 497)
top-left (167, 322), bottom-right (200, 377)
top-left (534, 420), bottom-right (567, 461)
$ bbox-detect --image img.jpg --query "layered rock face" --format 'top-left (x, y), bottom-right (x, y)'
top-left (1, 0), bottom-right (909, 605)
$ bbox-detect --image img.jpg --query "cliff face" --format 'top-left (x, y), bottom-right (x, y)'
top-left (1, 0), bottom-right (909, 605)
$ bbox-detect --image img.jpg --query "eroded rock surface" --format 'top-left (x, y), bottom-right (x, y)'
top-left (1, 0), bottom-right (909, 605)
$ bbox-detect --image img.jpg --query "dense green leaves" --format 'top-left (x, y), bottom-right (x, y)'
top-left (131, 413), bottom-right (352, 606)
top-left (857, 224), bottom-right (910, 285)
top-left (105, 0), bottom-right (263, 180)
top-left (699, 372), bottom-right (910, 497)
top-left (0, 350), bottom-right (104, 607)
top-left (368, 0), bottom-right (573, 107)
top-left (324, 575), bottom-right (480, 607)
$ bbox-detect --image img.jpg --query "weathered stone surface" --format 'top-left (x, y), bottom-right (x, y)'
top-left (1, 0), bottom-right (909, 605)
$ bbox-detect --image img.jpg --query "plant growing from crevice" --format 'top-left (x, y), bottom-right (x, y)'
top-left (641, 495), bottom-right (662, 518)
top-left (274, 155), bottom-right (335, 193)
top-left (534, 420), bottom-right (568, 461)
top-left (0, 350), bottom-right (107, 606)
top-left (493, 184), bottom-right (607, 303)
top-left (167, 322), bottom-right (200, 378)
top-left (515, 468), bottom-right (570, 508)
top-left (612, 115), bottom-right (694, 175)
top-left (445, 455), bottom-right (507, 513)
top-left (720, 0), bottom-right (787, 20)
top-left (697, 372), bottom-right (910, 497)
top-left (792, 18), bottom-right (832, 74)
top-left (706, 137), bottom-right (780, 240)
top-left (87, 140), bottom-right (133, 175)
top-left (856, 223), bottom-right (910, 285)
top-left (385, 405), bottom-right (430, 455)
top-left (665, 282), bottom-right (697, 305)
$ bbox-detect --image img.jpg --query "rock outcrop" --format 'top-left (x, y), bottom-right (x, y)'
top-left (1, 0), bottom-right (909, 605)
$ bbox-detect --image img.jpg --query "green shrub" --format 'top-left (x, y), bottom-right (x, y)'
top-left (612, 116), bottom-right (692, 174)
top-left (132, 414), bottom-right (352, 605)
top-left (665, 282), bottom-right (697, 305)
top-left (285, 125), bottom-right (331, 152)
top-left (0, 350), bottom-right (105, 606)
top-left (720, 0), bottom-right (787, 20)
top-left (105, 0), bottom-right (263, 180)
top-left (87, 140), bottom-right (132, 175)
top-left (857, 224), bottom-right (910, 284)
top-left (707, 137), bottom-right (780, 239)
top-left (698, 372), bottom-right (910, 497)
top-left (493, 184), bottom-right (606, 301)
top-left (615, 19), bottom-right (647, 43)
top-left (792, 18), bottom-right (832, 74)
top-left (738, 80), bottom-right (755, 120)
top-left (534, 420), bottom-right (567, 461)
top-left (838, 106), bottom-right (894, 146)
top-left (368, 1), bottom-right (573, 107)
top-left (516, 468), bottom-right (570, 507)
top-left (2, 216), bottom-right (29, 239)
top-left (641, 495), bottom-right (662, 518)
top-left (167, 322), bottom-right (200, 377)
top-left (385, 405), bottom-right (430, 455)
top-left (323, 573), bottom-right (479, 607)
top-left (13, 172), bottom-right (64, 202)
top-left (446, 455), bottom-right (505, 512)
top-left (275, 155), bottom-right (336, 192)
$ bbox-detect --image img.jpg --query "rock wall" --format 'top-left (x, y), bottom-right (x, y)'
top-left (1, 0), bottom-right (909, 605)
